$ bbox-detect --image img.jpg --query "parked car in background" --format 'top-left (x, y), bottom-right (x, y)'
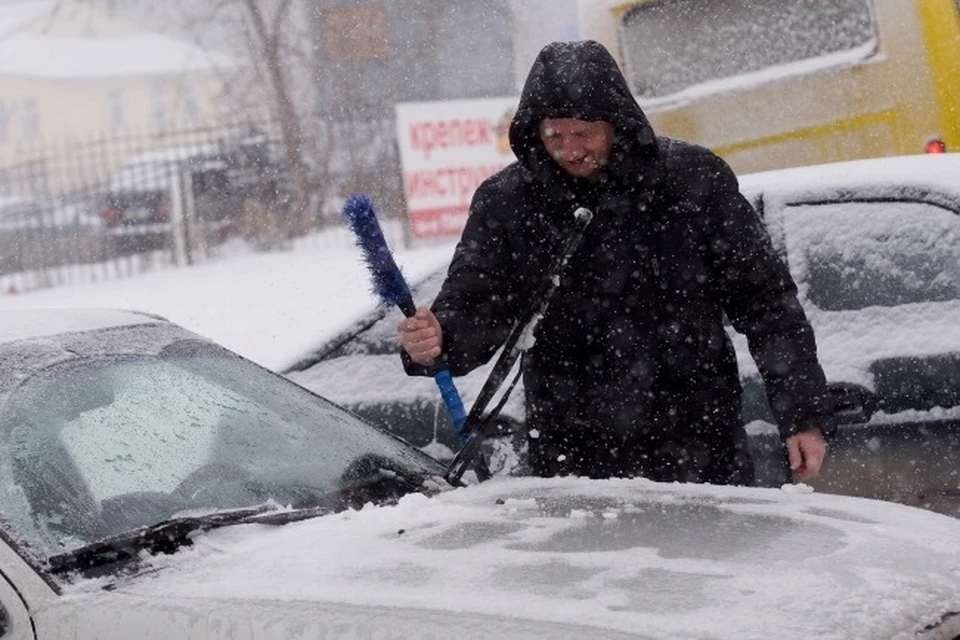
top-left (287, 154), bottom-right (960, 518)
top-left (100, 143), bottom-right (267, 253)
top-left (578, 0), bottom-right (960, 172)
top-left (0, 195), bottom-right (103, 275)
top-left (0, 308), bottom-right (958, 639)
top-left (101, 145), bottom-right (232, 227)
top-left (738, 154), bottom-right (960, 515)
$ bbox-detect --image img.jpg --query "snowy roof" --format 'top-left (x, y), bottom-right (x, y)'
top-left (0, 31), bottom-right (234, 79)
top-left (0, 1), bottom-right (53, 37)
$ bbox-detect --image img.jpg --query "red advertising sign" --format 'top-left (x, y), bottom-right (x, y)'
top-left (396, 98), bottom-right (517, 239)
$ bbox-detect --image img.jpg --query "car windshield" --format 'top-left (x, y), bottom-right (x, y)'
top-left (0, 339), bottom-right (443, 561)
top-left (620, 0), bottom-right (875, 99)
top-left (783, 200), bottom-right (960, 311)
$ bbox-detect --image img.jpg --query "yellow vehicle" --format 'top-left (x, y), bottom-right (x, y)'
top-left (577, 0), bottom-right (960, 173)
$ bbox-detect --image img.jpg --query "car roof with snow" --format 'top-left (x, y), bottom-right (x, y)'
top-left (0, 308), bottom-right (166, 345)
top-left (738, 153), bottom-right (960, 202)
top-left (108, 144), bottom-right (230, 192)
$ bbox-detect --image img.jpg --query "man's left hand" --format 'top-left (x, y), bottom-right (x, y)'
top-left (785, 429), bottom-right (827, 482)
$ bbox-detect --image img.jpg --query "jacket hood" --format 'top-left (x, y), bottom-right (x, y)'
top-left (509, 40), bottom-right (659, 183)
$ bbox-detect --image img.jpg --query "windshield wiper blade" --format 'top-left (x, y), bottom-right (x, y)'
top-left (49, 467), bottom-right (436, 577)
top-left (48, 503), bottom-right (287, 576)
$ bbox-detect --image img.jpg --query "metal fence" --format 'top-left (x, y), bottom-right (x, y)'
top-left (0, 120), bottom-right (331, 294)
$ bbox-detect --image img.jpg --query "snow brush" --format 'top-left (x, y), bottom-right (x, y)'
top-left (341, 194), bottom-right (468, 439)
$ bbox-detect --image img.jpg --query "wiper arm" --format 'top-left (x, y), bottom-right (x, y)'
top-left (49, 503), bottom-right (290, 576)
top-left (49, 467), bottom-right (439, 577)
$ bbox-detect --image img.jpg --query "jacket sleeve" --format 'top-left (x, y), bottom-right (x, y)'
top-left (702, 155), bottom-right (835, 440)
top-left (402, 179), bottom-right (522, 378)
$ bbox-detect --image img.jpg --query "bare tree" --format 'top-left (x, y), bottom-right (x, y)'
top-left (90, 0), bottom-right (321, 239)
top-left (233, 0), bottom-right (313, 236)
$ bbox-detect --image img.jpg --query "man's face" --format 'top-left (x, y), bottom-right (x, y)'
top-left (539, 118), bottom-right (616, 180)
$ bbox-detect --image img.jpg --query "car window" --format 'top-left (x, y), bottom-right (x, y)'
top-left (60, 362), bottom-right (221, 501)
top-left (0, 199), bottom-right (42, 228)
top-left (328, 269), bottom-right (447, 357)
top-left (782, 200), bottom-right (960, 310)
top-left (619, 0), bottom-right (876, 98)
top-left (0, 344), bottom-right (442, 558)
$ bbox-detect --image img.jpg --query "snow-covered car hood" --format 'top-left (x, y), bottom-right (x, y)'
top-left (55, 477), bottom-right (960, 639)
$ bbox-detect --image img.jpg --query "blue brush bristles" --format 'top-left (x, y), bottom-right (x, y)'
top-left (342, 194), bottom-right (414, 311)
top-left (342, 194), bottom-right (467, 438)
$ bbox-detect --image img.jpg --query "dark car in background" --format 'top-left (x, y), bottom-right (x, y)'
top-left (100, 145), bottom-right (239, 252)
top-left (287, 154), bottom-right (960, 518)
top-left (0, 195), bottom-right (103, 275)
top-left (100, 138), bottom-right (285, 254)
top-left (101, 147), bottom-right (232, 225)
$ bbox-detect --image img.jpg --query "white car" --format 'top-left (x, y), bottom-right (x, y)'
top-left (0, 308), bottom-right (958, 638)
top-left (736, 154), bottom-right (960, 512)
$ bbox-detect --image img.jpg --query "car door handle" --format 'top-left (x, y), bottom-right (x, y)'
top-left (828, 383), bottom-right (875, 424)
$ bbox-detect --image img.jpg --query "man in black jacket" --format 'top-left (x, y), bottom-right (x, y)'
top-left (398, 40), bottom-right (832, 485)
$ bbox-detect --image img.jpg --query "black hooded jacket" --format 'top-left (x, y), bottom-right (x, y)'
top-left (407, 41), bottom-right (833, 484)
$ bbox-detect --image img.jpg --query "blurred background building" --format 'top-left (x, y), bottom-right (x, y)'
top-left (0, 0), bottom-right (580, 292)
top-left (0, 0), bottom-right (952, 293)
top-left (0, 1), bottom-right (236, 193)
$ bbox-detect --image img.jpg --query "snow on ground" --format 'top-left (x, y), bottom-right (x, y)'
top-left (0, 233), bottom-right (457, 372)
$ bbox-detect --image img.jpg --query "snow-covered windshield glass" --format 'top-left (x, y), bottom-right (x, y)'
top-left (0, 341), bottom-right (441, 560)
top-left (782, 200), bottom-right (960, 311)
top-left (619, 0), bottom-right (876, 98)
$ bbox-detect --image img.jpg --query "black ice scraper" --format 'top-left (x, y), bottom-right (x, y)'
top-left (341, 194), bottom-right (468, 439)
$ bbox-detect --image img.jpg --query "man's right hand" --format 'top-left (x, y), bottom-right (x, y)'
top-left (397, 307), bottom-right (443, 365)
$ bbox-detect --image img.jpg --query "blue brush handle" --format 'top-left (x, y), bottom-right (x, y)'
top-left (433, 369), bottom-right (467, 439)
top-left (342, 193), bottom-right (469, 444)
top-left (399, 301), bottom-right (467, 442)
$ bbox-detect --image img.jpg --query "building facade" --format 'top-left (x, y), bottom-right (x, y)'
top-left (309, 0), bottom-right (517, 216)
top-left (0, 1), bottom-right (234, 193)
